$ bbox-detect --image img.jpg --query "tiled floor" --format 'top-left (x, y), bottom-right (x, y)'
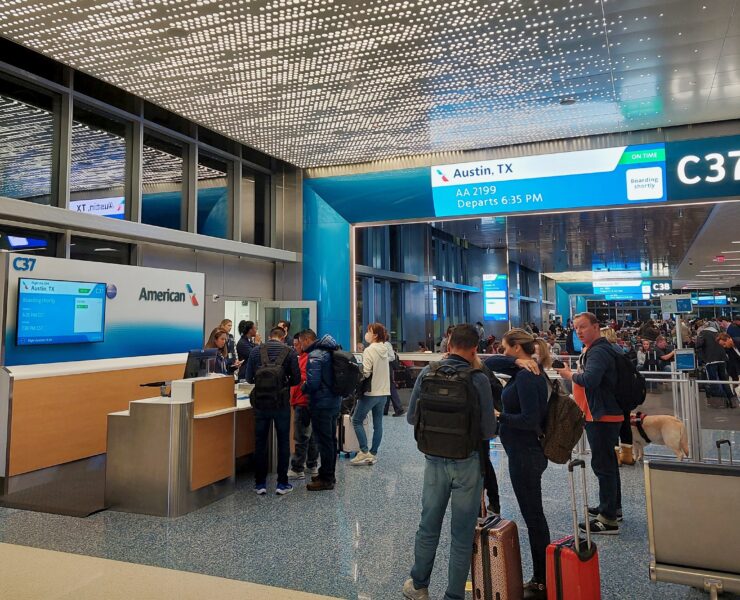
top-left (0, 396), bottom-right (736, 599)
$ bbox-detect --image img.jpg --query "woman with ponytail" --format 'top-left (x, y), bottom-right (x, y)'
top-left (484, 328), bottom-right (551, 600)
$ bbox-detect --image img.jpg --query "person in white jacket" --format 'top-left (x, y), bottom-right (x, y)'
top-left (351, 322), bottom-right (391, 465)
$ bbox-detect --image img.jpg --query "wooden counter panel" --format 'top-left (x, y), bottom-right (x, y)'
top-left (8, 364), bottom-right (184, 476)
top-left (235, 410), bottom-right (255, 458)
top-left (192, 377), bottom-right (235, 416)
top-left (191, 413), bottom-right (235, 490)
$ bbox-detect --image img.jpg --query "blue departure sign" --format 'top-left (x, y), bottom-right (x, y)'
top-left (482, 274), bottom-right (508, 321)
top-left (17, 279), bottom-right (107, 345)
top-left (431, 143), bottom-right (666, 218)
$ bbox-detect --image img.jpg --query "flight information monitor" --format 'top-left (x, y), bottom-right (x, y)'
top-left (482, 274), bottom-right (509, 321)
top-left (16, 278), bottom-right (107, 346)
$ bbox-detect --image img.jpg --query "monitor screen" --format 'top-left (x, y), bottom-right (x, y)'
top-left (482, 273), bottom-right (509, 321)
top-left (592, 279), bottom-right (651, 300)
top-left (184, 349), bottom-right (218, 379)
top-left (16, 278), bottom-right (107, 346)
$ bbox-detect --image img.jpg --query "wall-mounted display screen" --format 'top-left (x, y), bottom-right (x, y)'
top-left (692, 295), bottom-right (728, 306)
top-left (482, 274), bottom-right (508, 321)
top-left (592, 279), bottom-right (651, 301)
top-left (431, 143), bottom-right (666, 218)
top-left (16, 278), bottom-right (107, 346)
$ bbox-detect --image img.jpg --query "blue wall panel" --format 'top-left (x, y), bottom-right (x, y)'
top-left (302, 187), bottom-right (351, 349)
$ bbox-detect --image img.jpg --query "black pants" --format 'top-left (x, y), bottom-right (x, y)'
top-left (619, 410), bottom-right (632, 445)
top-left (585, 421), bottom-right (622, 523)
top-left (504, 443), bottom-right (550, 584)
top-left (254, 408), bottom-right (291, 486)
top-left (310, 407), bottom-right (340, 484)
top-left (483, 451), bottom-right (500, 513)
top-left (384, 379), bottom-right (404, 415)
top-left (706, 362), bottom-right (735, 403)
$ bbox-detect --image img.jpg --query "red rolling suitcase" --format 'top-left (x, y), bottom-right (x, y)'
top-left (546, 459), bottom-right (601, 600)
top-left (471, 515), bottom-right (523, 600)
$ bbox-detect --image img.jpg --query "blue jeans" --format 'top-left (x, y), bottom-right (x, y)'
top-left (410, 454), bottom-right (483, 600)
top-left (254, 408), bottom-right (291, 486)
top-left (311, 406), bottom-right (339, 484)
top-left (504, 442), bottom-right (550, 583)
top-left (585, 421), bottom-right (622, 524)
top-left (291, 405), bottom-right (319, 472)
top-left (352, 395), bottom-right (385, 454)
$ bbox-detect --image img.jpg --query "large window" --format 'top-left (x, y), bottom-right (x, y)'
top-left (70, 106), bottom-right (128, 218)
top-left (197, 154), bottom-right (229, 239)
top-left (70, 235), bottom-right (131, 264)
top-left (0, 77), bottom-right (56, 205)
top-left (142, 132), bottom-right (185, 230)
top-left (240, 169), bottom-right (270, 245)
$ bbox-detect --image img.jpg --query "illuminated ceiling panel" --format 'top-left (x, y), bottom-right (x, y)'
top-left (1, 0), bottom-right (740, 167)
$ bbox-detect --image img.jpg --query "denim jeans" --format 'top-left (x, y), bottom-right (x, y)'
top-left (254, 408), bottom-right (291, 486)
top-left (706, 362), bottom-right (735, 401)
top-left (310, 406), bottom-right (339, 484)
top-left (504, 442), bottom-right (550, 583)
top-left (352, 395), bottom-right (386, 454)
top-left (585, 421), bottom-right (622, 524)
top-left (410, 453), bottom-right (483, 600)
top-left (291, 405), bottom-right (319, 472)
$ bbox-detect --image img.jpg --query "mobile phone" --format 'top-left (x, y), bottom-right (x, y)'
top-left (552, 359), bottom-right (565, 369)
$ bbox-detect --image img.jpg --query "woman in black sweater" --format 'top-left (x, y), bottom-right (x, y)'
top-left (485, 328), bottom-right (552, 600)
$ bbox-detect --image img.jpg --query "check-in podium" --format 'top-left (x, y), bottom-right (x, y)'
top-left (105, 376), bottom-right (245, 517)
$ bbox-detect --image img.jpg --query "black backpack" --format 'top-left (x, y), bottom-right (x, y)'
top-left (610, 347), bottom-right (647, 412)
top-left (331, 350), bottom-right (362, 397)
top-left (414, 363), bottom-right (481, 459)
top-left (539, 377), bottom-right (585, 464)
top-left (252, 346), bottom-right (291, 410)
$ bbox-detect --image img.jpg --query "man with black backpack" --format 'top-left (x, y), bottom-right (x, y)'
top-left (403, 324), bottom-right (497, 600)
top-left (299, 329), bottom-right (344, 492)
top-left (556, 312), bottom-right (628, 535)
top-left (245, 327), bottom-right (301, 496)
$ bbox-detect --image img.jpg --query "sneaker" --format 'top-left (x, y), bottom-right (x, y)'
top-left (523, 579), bottom-right (547, 600)
top-left (588, 507), bottom-right (623, 522)
top-left (276, 483), bottom-right (293, 495)
top-left (402, 578), bottom-right (429, 600)
top-left (287, 469), bottom-right (304, 480)
top-left (367, 453), bottom-right (378, 465)
top-left (392, 410), bottom-right (407, 417)
top-left (307, 466), bottom-right (319, 476)
top-left (350, 451), bottom-right (373, 466)
top-left (254, 483), bottom-right (267, 495)
top-left (306, 479), bottom-right (335, 491)
top-left (579, 518), bottom-right (619, 535)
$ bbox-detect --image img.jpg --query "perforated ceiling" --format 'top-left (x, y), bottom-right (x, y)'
top-left (1, 0), bottom-right (740, 167)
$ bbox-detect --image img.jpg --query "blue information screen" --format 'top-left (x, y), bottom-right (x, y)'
top-left (482, 274), bottom-right (508, 321)
top-left (592, 280), bottom-right (651, 301)
top-left (431, 143), bottom-right (666, 218)
top-left (17, 279), bottom-right (107, 346)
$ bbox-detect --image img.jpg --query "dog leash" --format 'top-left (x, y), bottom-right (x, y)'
top-left (631, 411), bottom-right (652, 444)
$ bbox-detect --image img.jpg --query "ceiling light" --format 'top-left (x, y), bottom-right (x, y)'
top-left (93, 247), bottom-right (119, 252)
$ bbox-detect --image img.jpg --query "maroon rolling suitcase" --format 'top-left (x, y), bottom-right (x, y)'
top-left (546, 459), bottom-right (601, 600)
top-left (471, 515), bottom-right (523, 600)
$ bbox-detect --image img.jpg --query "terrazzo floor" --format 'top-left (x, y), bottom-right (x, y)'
top-left (0, 393), bottom-right (736, 600)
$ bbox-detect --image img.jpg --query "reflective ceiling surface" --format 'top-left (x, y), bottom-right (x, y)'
top-left (1, 0), bottom-right (740, 167)
top-left (434, 202), bottom-right (714, 278)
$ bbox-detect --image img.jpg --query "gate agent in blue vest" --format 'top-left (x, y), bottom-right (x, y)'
top-left (245, 327), bottom-right (301, 496)
top-left (404, 324), bottom-right (506, 600)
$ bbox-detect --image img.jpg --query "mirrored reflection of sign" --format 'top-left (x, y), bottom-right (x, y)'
top-left (69, 197), bottom-right (125, 219)
top-left (482, 274), bottom-right (508, 321)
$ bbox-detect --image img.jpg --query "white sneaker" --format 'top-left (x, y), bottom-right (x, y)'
top-left (367, 453), bottom-right (377, 465)
top-left (307, 466), bottom-right (319, 476)
top-left (350, 451), bottom-right (372, 465)
top-left (403, 578), bottom-right (429, 600)
top-left (287, 469), bottom-right (304, 480)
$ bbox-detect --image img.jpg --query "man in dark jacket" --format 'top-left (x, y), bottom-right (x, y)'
top-left (696, 320), bottom-right (735, 405)
top-left (299, 329), bottom-right (341, 491)
top-left (246, 327), bottom-right (301, 495)
top-left (556, 312), bottom-right (623, 535)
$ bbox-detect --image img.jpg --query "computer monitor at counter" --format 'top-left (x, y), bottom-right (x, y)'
top-left (183, 349), bottom-right (218, 379)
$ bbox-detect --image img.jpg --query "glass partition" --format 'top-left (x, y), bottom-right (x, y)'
top-left (142, 131), bottom-right (185, 230)
top-left (197, 153), bottom-right (229, 239)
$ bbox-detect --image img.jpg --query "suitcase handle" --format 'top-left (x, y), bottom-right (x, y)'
top-left (567, 458), bottom-right (591, 552)
top-left (716, 439), bottom-right (732, 464)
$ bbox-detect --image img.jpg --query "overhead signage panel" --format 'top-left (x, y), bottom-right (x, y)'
top-left (665, 134), bottom-right (740, 201)
top-left (431, 143), bottom-right (666, 218)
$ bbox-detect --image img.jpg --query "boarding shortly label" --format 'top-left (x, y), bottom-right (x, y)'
top-left (431, 144), bottom-right (666, 217)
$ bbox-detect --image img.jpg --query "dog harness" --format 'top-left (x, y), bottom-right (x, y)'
top-left (631, 411), bottom-right (651, 444)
